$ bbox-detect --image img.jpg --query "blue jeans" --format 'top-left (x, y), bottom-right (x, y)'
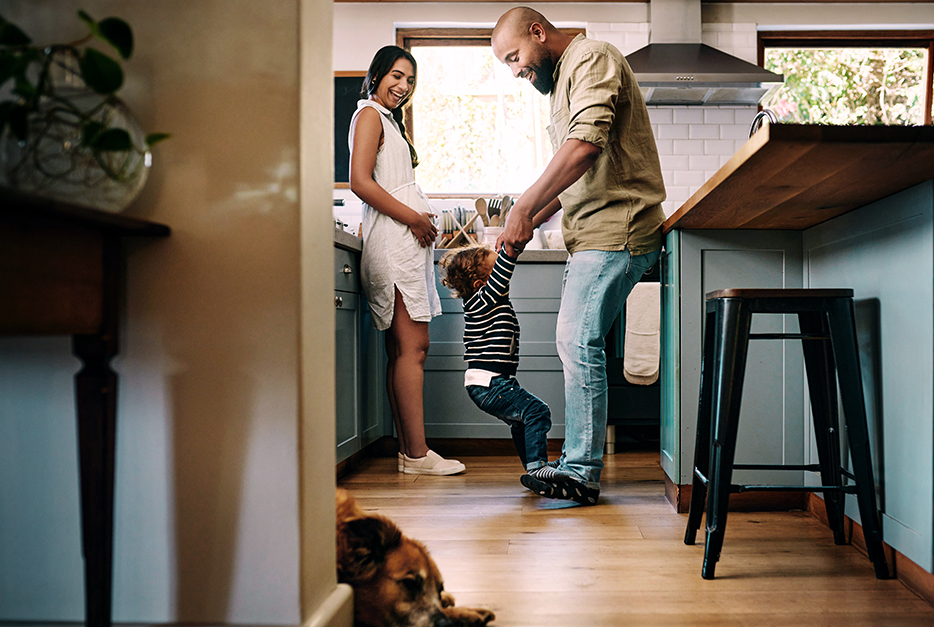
top-left (555, 248), bottom-right (660, 488)
top-left (467, 376), bottom-right (552, 471)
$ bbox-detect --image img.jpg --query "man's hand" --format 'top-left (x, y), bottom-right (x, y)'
top-left (410, 211), bottom-right (438, 248)
top-left (496, 207), bottom-right (534, 256)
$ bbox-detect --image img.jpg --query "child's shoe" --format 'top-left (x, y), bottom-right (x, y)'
top-left (402, 450), bottom-right (466, 476)
top-left (521, 465), bottom-right (599, 506)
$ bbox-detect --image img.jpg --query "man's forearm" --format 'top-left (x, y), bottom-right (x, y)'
top-left (532, 198), bottom-right (562, 229)
top-left (512, 139), bottom-right (601, 221)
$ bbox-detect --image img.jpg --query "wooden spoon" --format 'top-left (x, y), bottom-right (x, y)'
top-left (475, 198), bottom-right (489, 226)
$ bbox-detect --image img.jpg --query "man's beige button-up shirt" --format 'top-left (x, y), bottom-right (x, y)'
top-left (548, 34), bottom-right (666, 256)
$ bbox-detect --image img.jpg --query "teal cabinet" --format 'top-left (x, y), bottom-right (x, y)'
top-left (662, 181), bottom-right (934, 574)
top-left (334, 245), bottom-right (388, 463)
top-left (661, 230), bottom-right (805, 490)
top-left (802, 181), bottom-right (934, 572)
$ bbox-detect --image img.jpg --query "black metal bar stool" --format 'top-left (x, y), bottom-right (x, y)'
top-left (683, 288), bottom-right (888, 580)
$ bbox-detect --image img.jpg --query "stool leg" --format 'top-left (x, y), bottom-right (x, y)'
top-left (703, 298), bottom-right (751, 579)
top-left (685, 309), bottom-right (716, 545)
top-left (798, 311), bottom-right (846, 544)
top-left (828, 298), bottom-right (889, 579)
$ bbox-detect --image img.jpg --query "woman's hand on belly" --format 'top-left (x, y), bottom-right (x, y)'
top-left (408, 210), bottom-right (438, 248)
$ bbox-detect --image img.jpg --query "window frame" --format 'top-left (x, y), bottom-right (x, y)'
top-left (758, 30), bottom-right (934, 126)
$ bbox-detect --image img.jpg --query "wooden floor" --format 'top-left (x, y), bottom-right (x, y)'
top-left (338, 451), bottom-right (934, 627)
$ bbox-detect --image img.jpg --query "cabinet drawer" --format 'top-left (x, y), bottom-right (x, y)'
top-left (334, 247), bottom-right (361, 293)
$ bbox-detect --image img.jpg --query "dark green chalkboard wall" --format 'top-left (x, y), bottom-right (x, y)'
top-left (334, 73), bottom-right (366, 185)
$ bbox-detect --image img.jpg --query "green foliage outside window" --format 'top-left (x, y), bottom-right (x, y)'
top-left (763, 48), bottom-right (925, 125)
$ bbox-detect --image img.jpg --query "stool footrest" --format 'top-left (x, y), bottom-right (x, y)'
top-left (733, 484), bottom-right (858, 493)
top-left (733, 463), bottom-right (821, 471)
top-left (749, 333), bottom-right (830, 341)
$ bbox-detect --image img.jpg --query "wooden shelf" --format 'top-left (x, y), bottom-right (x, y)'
top-left (663, 124), bottom-right (934, 233)
top-left (0, 186), bottom-right (170, 236)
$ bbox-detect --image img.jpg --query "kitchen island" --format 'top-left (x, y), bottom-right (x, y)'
top-left (661, 124), bottom-right (934, 578)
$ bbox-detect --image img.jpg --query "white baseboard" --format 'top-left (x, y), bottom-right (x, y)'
top-left (304, 583), bottom-right (353, 627)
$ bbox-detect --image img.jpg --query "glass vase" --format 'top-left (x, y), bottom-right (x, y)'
top-left (0, 48), bottom-right (151, 213)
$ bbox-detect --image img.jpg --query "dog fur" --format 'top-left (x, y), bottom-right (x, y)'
top-left (336, 488), bottom-right (495, 627)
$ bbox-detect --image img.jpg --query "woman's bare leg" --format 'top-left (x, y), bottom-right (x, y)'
top-left (384, 331), bottom-right (406, 456)
top-left (386, 287), bottom-right (430, 458)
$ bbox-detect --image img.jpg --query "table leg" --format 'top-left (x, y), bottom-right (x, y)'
top-left (73, 234), bottom-right (120, 627)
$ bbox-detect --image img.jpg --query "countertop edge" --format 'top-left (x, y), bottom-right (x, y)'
top-left (333, 227), bottom-right (568, 262)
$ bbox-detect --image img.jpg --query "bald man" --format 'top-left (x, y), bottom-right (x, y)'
top-left (492, 7), bottom-right (666, 505)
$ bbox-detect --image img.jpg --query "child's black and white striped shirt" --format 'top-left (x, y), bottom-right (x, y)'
top-left (462, 248), bottom-right (520, 377)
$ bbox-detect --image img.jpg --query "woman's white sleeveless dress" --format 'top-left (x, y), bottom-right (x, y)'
top-left (349, 99), bottom-right (441, 331)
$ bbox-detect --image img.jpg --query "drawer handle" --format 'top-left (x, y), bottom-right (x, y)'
top-left (342, 264), bottom-right (353, 274)
top-left (335, 296), bottom-right (343, 308)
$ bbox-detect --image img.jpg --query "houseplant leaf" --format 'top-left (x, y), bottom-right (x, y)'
top-left (89, 127), bottom-right (132, 151)
top-left (6, 103), bottom-right (29, 140)
top-left (80, 120), bottom-right (105, 147)
top-left (79, 48), bottom-right (123, 94)
top-left (0, 17), bottom-right (32, 46)
top-left (98, 18), bottom-right (133, 60)
top-left (145, 132), bottom-right (171, 146)
top-left (77, 12), bottom-right (133, 61)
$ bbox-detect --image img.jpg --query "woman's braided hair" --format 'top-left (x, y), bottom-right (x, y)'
top-left (438, 245), bottom-right (493, 300)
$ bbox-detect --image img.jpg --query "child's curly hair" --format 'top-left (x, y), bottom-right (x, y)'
top-left (438, 244), bottom-right (493, 300)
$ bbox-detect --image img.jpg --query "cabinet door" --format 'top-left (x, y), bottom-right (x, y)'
top-left (666, 230), bottom-right (804, 487)
top-left (359, 303), bottom-right (387, 446)
top-left (335, 290), bottom-right (361, 463)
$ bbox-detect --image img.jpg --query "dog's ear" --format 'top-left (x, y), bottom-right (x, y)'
top-left (337, 515), bottom-right (403, 584)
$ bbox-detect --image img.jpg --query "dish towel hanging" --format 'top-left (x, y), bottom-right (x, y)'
top-left (624, 282), bottom-right (660, 385)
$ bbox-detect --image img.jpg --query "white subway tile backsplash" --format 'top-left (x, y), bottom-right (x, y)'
top-left (704, 109), bottom-right (735, 125)
top-left (655, 139), bottom-right (674, 155)
top-left (648, 108), bottom-right (673, 125)
top-left (674, 170), bottom-right (708, 186)
top-left (689, 125), bottom-right (720, 140)
top-left (673, 109), bottom-right (705, 125)
top-left (704, 139), bottom-right (737, 154)
top-left (673, 139), bottom-right (706, 155)
top-left (721, 124), bottom-right (750, 140)
top-left (659, 154), bottom-right (690, 170)
top-left (689, 155), bottom-right (721, 171)
top-left (704, 23), bottom-right (732, 33)
top-left (658, 125), bottom-right (690, 140)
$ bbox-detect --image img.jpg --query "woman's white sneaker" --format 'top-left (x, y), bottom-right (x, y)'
top-left (402, 450), bottom-right (466, 475)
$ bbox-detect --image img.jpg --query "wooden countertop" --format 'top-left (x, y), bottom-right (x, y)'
top-left (663, 124), bottom-right (934, 234)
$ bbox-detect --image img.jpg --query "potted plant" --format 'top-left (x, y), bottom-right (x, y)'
top-left (0, 10), bottom-right (169, 212)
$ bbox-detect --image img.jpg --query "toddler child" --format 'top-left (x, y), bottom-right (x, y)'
top-left (439, 244), bottom-right (552, 474)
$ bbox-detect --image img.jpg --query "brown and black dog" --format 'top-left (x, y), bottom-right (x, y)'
top-left (336, 488), bottom-right (495, 627)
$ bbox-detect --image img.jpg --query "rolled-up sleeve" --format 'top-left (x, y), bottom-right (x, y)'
top-left (565, 51), bottom-right (620, 150)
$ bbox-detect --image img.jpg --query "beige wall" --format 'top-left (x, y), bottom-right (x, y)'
top-left (0, 0), bottom-right (343, 623)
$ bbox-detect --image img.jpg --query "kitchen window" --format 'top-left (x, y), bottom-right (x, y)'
top-left (759, 31), bottom-right (934, 126)
top-left (398, 28), bottom-right (583, 195)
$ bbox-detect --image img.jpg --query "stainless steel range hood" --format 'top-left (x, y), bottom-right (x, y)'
top-left (625, 0), bottom-right (783, 105)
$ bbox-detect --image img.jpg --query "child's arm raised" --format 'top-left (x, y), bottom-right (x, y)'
top-left (482, 248), bottom-right (518, 301)
top-left (349, 107), bottom-right (437, 247)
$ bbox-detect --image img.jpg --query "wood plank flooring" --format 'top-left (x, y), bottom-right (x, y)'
top-left (338, 452), bottom-right (934, 627)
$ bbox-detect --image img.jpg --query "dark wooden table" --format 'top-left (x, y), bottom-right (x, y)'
top-left (0, 187), bottom-right (170, 627)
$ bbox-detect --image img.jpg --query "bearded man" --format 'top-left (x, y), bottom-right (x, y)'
top-left (492, 6), bottom-right (666, 505)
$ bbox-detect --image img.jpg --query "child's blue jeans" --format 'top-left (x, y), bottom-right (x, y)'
top-left (467, 375), bottom-right (551, 471)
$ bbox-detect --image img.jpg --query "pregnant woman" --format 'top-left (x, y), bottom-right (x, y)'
top-left (349, 45), bottom-right (465, 475)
